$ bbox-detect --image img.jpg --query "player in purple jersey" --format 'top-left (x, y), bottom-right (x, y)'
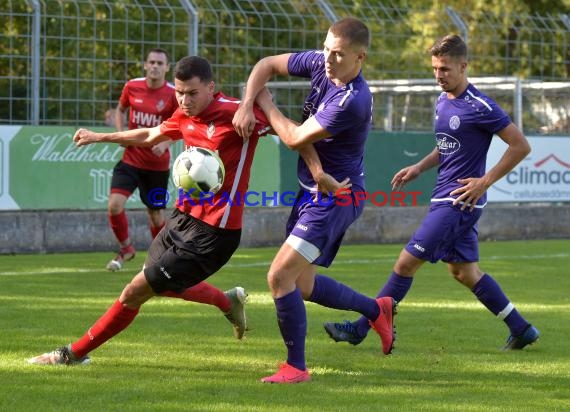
top-left (233, 17), bottom-right (396, 384)
top-left (324, 34), bottom-right (539, 351)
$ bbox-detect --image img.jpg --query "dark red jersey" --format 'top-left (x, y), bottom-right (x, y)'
top-left (159, 92), bottom-right (271, 229)
top-left (119, 78), bottom-right (178, 171)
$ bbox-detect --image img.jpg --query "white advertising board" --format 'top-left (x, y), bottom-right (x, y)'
top-left (487, 136), bottom-right (570, 202)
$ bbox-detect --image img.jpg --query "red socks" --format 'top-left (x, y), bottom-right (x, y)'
top-left (112, 211), bottom-right (164, 242)
top-left (69, 284), bottom-right (230, 359)
top-left (71, 300), bottom-right (139, 358)
top-left (161, 282), bottom-right (230, 312)
top-left (109, 211), bottom-right (129, 244)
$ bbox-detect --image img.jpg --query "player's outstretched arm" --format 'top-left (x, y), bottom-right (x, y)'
top-left (73, 125), bottom-right (168, 148)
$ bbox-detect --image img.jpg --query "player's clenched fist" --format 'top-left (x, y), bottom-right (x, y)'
top-left (73, 128), bottom-right (101, 146)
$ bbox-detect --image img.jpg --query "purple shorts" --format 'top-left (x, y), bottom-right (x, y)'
top-left (286, 189), bottom-right (364, 267)
top-left (405, 202), bottom-right (482, 263)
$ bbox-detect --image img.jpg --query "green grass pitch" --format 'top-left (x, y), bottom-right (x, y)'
top-left (1, 239), bottom-right (569, 411)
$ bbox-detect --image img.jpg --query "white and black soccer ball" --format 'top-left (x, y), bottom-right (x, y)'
top-left (172, 147), bottom-right (225, 199)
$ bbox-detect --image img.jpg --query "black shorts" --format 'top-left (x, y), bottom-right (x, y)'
top-left (144, 209), bottom-right (242, 294)
top-left (110, 161), bottom-right (170, 210)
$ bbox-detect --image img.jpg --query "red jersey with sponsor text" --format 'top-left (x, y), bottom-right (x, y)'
top-left (119, 78), bottom-right (178, 171)
top-left (159, 92), bottom-right (271, 229)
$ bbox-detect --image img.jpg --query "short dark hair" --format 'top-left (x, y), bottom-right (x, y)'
top-left (146, 48), bottom-right (170, 62)
top-left (329, 17), bottom-right (370, 49)
top-left (429, 35), bottom-right (467, 59)
top-left (174, 56), bottom-right (213, 83)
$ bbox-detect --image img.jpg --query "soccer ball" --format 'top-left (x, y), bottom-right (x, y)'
top-left (172, 147), bottom-right (225, 199)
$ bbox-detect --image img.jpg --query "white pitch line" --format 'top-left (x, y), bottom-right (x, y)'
top-left (224, 252), bottom-right (569, 268)
top-left (0, 268), bottom-right (97, 276)
top-left (2, 252), bottom-right (567, 276)
top-left (238, 292), bottom-right (570, 311)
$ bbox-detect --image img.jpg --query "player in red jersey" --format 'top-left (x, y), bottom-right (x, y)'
top-left (106, 48), bottom-right (178, 272)
top-left (27, 56), bottom-right (271, 366)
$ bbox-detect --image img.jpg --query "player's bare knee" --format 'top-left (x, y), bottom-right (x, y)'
top-left (119, 274), bottom-right (155, 307)
top-left (119, 286), bottom-right (144, 308)
top-left (147, 208), bottom-right (162, 218)
top-left (267, 267), bottom-right (295, 297)
top-left (108, 203), bottom-right (124, 215)
top-left (448, 264), bottom-right (483, 288)
top-left (147, 209), bottom-right (164, 226)
top-left (450, 271), bottom-right (464, 284)
top-left (120, 287), bottom-right (152, 308)
top-left (393, 259), bottom-right (419, 277)
top-left (266, 269), bottom-right (280, 292)
top-left (448, 264), bottom-right (467, 283)
top-left (393, 249), bottom-right (422, 276)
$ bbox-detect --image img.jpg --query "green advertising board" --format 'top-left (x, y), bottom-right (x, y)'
top-left (0, 126), bottom-right (281, 210)
top-left (9, 126), bottom-right (125, 209)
